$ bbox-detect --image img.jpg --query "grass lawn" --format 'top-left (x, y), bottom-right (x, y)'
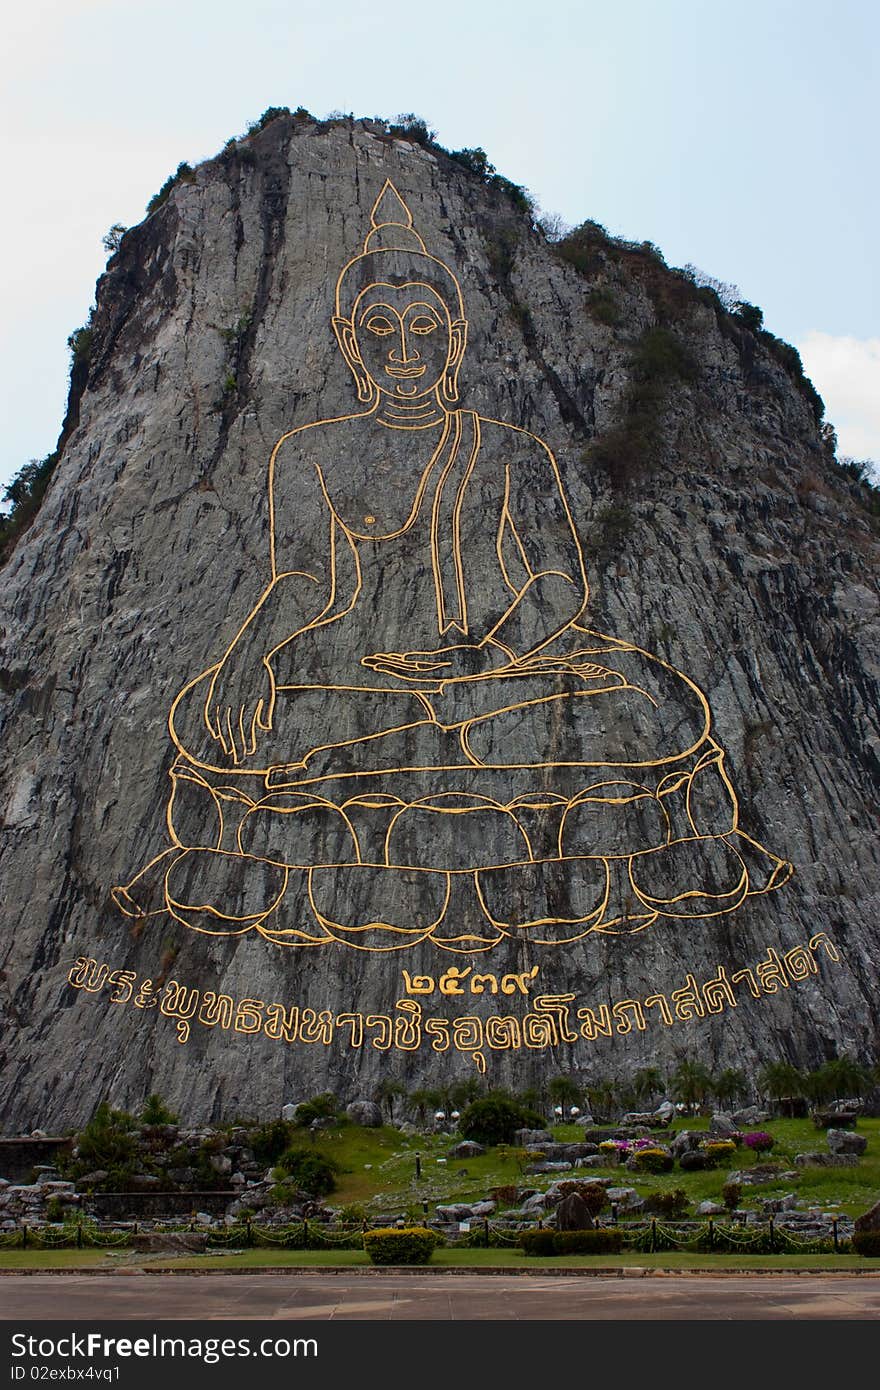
top-left (287, 1116), bottom-right (880, 1221)
top-left (1, 1248), bottom-right (877, 1273)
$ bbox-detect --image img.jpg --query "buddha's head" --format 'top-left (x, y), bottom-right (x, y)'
top-left (333, 181), bottom-right (468, 408)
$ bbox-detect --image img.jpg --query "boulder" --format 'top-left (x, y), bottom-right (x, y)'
top-left (812, 1111), bottom-right (858, 1130)
top-left (556, 1193), bottom-right (595, 1231)
top-left (514, 1129), bottom-right (553, 1146)
top-left (470, 1201), bottom-right (496, 1217)
top-left (281, 1104), bottom-right (297, 1122)
top-left (854, 1200), bottom-right (880, 1234)
top-left (670, 1130), bottom-right (702, 1157)
top-left (678, 1150), bottom-right (711, 1171)
top-left (209, 1153), bottom-right (232, 1174)
top-left (573, 1114), bottom-right (596, 1128)
top-left (448, 1140), bottom-right (485, 1158)
top-left (606, 1186), bottom-right (643, 1211)
top-left (525, 1162), bottom-right (572, 1175)
top-left (727, 1164), bottom-right (786, 1185)
top-left (760, 1193), bottom-right (799, 1213)
top-left (732, 1106), bottom-right (770, 1127)
top-left (522, 1192), bottom-right (550, 1212)
top-left (76, 1171), bottom-right (108, 1187)
top-left (345, 1101), bottom-right (383, 1128)
top-left (620, 1112), bottom-right (654, 1126)
top-left (794, 1152), bottom-right (859, 1168)
top-left (560, 1143), bottom-right (599, 1160)
top-left (653, 1101), bottom-right (676, 1126)
top-left (829, 1098), bottom-right (863, 1115)
top-left (435, 1203), bottom-right (475, 1221)
top-left (709, 1112), bottom-right (738, 1137)
top-left (826, 1128), bottom-right (867, 1155)
top-left (575, 1156), bottom-right (606, 1169)
top-left (696, 1200), bottom-right (725, 1216)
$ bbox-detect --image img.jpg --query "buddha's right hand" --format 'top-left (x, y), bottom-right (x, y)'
top-left (204, 656), bottom-right (276, 764)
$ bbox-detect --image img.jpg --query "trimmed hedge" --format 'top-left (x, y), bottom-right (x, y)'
top-left (363, 1227), bottom-right (441, 1266)
top-left (852, 1231), bottom-right (880, 1257)
top-left (518, 1229), bottom-right (623, 1256)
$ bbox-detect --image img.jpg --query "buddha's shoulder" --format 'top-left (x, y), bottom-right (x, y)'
top-left (475, 415), bottom-right (558, 468)
top-left (270, 413), bottom-right (374, 466)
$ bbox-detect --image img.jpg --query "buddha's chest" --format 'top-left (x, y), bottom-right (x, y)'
top-left (318, 443), bottom-right (444, 540)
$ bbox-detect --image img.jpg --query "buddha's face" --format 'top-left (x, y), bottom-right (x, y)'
top-left (334, 279), bottom-right (467, 407)
top-left (353, 283), bottom-right (453, 399)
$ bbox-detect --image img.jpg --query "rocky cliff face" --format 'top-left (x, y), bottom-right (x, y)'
top-left (1, 113), bottom-right (878, 1130)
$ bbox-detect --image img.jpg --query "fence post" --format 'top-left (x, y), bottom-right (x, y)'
top-left (245, 1217), bottom-right (252, 1248)
top-left (769, 1217), bottom-right (775, 1254)
top-left (832, 1217), bottom-right (839, 1254)
top-left (650, 1218), bottom-right (656, 1254)
top-left (303, 1218), bottom-right (309, 1250)
top-left (484, 1218), bottom-right (490, 1249)
top-left (22, 1225), bottom-right (28, 1249)
top-left (76, 1222), bottom-right (83, 1249)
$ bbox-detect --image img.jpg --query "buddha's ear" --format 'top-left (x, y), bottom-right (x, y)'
top-left (442, 317), bottom-right (468, 404)
top-left (332, 315), bottom-right (376, 404)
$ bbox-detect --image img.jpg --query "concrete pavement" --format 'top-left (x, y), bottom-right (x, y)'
top-left (1, 1273), bottom-right (879, 1319)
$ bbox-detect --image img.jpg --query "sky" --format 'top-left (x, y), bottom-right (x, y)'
top-left (2, 0), bottom-right (878, 497)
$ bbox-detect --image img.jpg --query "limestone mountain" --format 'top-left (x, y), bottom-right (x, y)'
top-left (1, 111), bottom-right (877, 1130)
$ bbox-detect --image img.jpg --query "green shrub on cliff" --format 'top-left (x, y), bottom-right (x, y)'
top-left (459, 1094), bottom-right (546, 1146)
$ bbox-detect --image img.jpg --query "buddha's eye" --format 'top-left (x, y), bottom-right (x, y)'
top-left (364, 315), bottom-right (395, 336)
top-left (409, 316), bottom-right (438, 335)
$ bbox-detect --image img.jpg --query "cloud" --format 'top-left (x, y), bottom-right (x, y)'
top-left (797, 331), bottom-right (880, 462)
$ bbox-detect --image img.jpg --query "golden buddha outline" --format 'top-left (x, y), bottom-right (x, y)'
top-left (113, 181), bottom-right (792, 954)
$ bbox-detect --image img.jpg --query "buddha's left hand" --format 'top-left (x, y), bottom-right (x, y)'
top-left (361, 639), bottom-right (515, 684)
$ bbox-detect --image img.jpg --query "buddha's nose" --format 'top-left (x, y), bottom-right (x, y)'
top-left (390, 326), bottom-right (419, 363)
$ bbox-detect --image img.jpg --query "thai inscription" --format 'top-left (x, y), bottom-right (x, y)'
top-left (68, 933), bottom-right (839, 1071)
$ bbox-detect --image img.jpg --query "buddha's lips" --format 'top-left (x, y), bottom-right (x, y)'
top-left (385, 364), bottom-right (426, 378)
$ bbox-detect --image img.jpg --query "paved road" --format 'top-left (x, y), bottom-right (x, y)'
top-left (1, 1273), bottom-right (879, 1320)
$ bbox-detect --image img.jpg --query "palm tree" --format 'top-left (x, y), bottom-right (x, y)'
top-left (450, 1078), bottom-right (481, 1111)
top-left (516, 1087), bottom-right (542, 1113)
top-left (758, 1060), bottom-right (804, 1106)
top-left (818, 1056), bottom-right (872, 1101)
top-left (712, 1068), bottom-right (748, 1108)
top-left (632, 1067), bottom-right (666, 1106)
top-left (586, 1077), bottom-right (618, 1120)
top-left (408, 1088), bottom-right (440, 1125)
top-left (670, 1060), bottom-right (713, 1113)
top-left (548, 1075), bottom-right (582, 1115)
top-left (373, 1079), bottom-right (407, 1122)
